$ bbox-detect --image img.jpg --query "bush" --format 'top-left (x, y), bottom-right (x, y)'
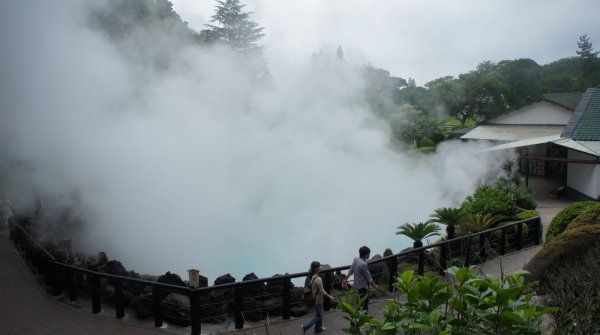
top-left (512, 187), bottom-right (537, 210)
top-left (461, 185), bottom-right (516, 217)
top-left (525, 224), bottom-right (600, 288)
top-left (338, 267), bottom-right (555, 334)
top-left (515, 209), bottom-right (539, 221)
top-left (565, 203), bottom-right (600, 231)
top-left (545, 201), bottom-right (597, 243)
top-left (540, 244), bottom-right (600, 334)
top-left (417, 137), bottom-right (436, 148)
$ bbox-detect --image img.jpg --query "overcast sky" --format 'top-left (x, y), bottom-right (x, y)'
top-left (171, 0), bottom-right (600, 85)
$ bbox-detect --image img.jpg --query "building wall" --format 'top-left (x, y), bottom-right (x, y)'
top-left (489, 101), bottom-right (572, 125)
top-left (567, 150), bottom-right (600, 200)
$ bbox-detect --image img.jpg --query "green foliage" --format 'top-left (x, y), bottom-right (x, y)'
top-left (396, 222), bottom-right (441, 247)
top-left (565, 203), bottom-right (600, 231)
top-left (461, 185), bottom-right (516, 217)
top-left (515, 209), bottom-right (539, 221)
top-left (338, 267), bottom-right (555, 334)
top-left (417, 137), bottom-right (436, 148)
top-left (202, 0), bottom-right (268, 78)
top-left (428, 207), bottom-right (465, 227)
top-left (545, 201), bottom-right (598, 243)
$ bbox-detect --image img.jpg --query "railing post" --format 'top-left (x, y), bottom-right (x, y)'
top-left (52, 263), bottom-right (62, 296)
top-left (152, 288), bottom-right (163, 327)
top-left (114, 281), bottom-right (124, 319)
top-left (479, 233), bottom-right (487, 262)
top-left (417, 249), bottom-right (424, 276)
top-left (388, 256), bottom-right (398, 291)
top-left (533, 217), bottom-right (541, 245)
top-left (463, 236), bottom-right (471, 267)
top-left (190, 290), bottom-right (201, 335)
top-left (500, 227), bottom-right (507, 255)
top-left (439, 244), bottom-right (448, 275)
top-left (234, 286), bottom-right (244, 329)
top-left (323, 272), bottom-right (332, 311)
top-left (67, 269), bottom-right (77, 301)
top-left (91, 274), bottom-right (101, 314)
top-left (516, 223), bottom-right (523, 250)
top-left (282, 278), bottom-right (291, 319)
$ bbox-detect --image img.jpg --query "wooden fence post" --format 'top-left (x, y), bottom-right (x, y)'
top-left (234, 286), bottom-right (244, 329)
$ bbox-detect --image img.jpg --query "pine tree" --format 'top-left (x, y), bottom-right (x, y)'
top-left (576, 34), bottom-right (599, 60)
top-left (203, 0), bottom-right (269, 78)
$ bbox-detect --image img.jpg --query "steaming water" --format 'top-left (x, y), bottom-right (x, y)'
top-left (0, 1), bottom-right (511, 283)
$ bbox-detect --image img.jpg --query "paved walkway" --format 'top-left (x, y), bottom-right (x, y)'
top-left (0, 176), bottom-right (572, 334)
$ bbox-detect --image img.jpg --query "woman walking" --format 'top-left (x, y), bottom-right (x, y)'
top-left (301, 261), bottom-right (337, 333)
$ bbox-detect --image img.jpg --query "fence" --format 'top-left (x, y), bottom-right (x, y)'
top-left (8, 215), bottom-right (541, 335)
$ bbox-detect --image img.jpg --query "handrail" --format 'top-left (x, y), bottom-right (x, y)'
top-left (7, 214), bottom-right (541, 335)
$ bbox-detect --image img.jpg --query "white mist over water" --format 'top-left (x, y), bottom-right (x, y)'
top-left (0, 1), bottom-right (511, 283)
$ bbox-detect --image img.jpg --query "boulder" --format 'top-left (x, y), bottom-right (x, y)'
top-left (367, 254), bottom-right (389, 285)
top-left (162, 293), bottom-right (191, 326)
top-left (242, 272), bottom-right (266, 298)
top-left (157, 271), bottom-right (186, 287)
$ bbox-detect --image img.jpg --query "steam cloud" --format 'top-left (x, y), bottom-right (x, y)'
top-left (0, 1), bottom-right (512, 281)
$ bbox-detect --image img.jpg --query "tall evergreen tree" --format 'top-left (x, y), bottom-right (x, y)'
top-left (576, 34), bottom-right (599, 60)
top-left (202, 0), bottom-right (269, 78)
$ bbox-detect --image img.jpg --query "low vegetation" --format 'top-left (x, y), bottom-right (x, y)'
top-left (545, 201), bottom-right (597, 243)
top-left (338, 267), bottom-right (555, 334)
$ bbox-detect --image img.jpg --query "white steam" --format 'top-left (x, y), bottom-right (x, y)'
top-left (0, 1), bottom-right (511, 282)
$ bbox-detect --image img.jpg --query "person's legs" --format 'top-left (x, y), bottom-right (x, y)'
top-left (314, 304), bottom-right (325, 333)
top-left (302, 304), bottom-right (323, 331)
top-left (358, 288), bottom-right (369, 312)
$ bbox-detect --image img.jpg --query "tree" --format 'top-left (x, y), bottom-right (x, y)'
top-left (427, 207), bottom-right (464, 239)
top-left (395, 222), bottom-right (441, 248)
top-left (202, 0), bottom-right (269, 78)
top-left (496, 59), bottom-right (543, 109)
top-left (576, 34), bottom-right (599, 60)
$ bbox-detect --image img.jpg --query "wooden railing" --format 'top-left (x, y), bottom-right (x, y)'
top-left (8, 215), bottom-right (541, 335)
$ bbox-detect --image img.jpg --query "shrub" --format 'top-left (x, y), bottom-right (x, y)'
top-left (461, 185), bottom-right (515, 217)
top-left (565, 203), bottom-right (600, 231)
top-left (512, 187), bottom-right (537, 210)
top-left (525, 224), bottom-right (600, 288)
top-left (417, 137), bottom-right (436, 148)
top-left (545, 201), bottom-right (597, 243)
top-left (338, 267), bottom-right (555, 334)
top-left (515, 209), bottom-right (539, 221)
top-left (541, 244), bottom-right (600, 335)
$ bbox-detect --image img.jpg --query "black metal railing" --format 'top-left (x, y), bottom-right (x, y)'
top-left (7, 215), bottom-right (541, 335)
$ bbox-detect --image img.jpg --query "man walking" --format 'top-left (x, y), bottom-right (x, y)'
top-left (342, 246), bottom-right (378, 312)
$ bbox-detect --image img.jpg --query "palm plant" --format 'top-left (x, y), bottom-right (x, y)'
top-left (464, 213), bottom-right (505, 233)
top-left (396, 222), bottom-right (441, 248)
top-left (427, 207), bottom-right (464, 240)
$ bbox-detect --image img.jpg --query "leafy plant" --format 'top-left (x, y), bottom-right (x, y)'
top-left (427, 207), bottom-right (465, 239)
top-left (461, 185), bottom-right (516, 217)
top-left (396, 222), bottom-right (441, 248)
top-left (338, 267), bottom-right (556, 335)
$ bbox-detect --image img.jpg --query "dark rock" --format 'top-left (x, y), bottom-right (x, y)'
top-left (242, 298), bottom-right (265, 321)
top-left (157, 271), bottom-right (186, 287)
top-left (214, 273), bottom-right (236, 286)
top-left (262, 296), bottom-right (283, 315)
top-left (162, 293), bottom-right (191, 326)
top-left (131, 291), bottom-right (153, 319)
top-left (368, 254), bottom-right (389, 285)
top-left (243, 272), bottom-right (266, 297)
top-left (103, 260), bottom-right (129, 276)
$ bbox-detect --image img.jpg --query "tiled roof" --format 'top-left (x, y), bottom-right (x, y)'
top-left (566, 87), bottom-right (600, 141)
top-left (542, 92), bottom-right (582, 110)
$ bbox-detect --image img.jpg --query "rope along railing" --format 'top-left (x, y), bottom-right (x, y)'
top-left (7, 215), bottom-right (542, 335)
